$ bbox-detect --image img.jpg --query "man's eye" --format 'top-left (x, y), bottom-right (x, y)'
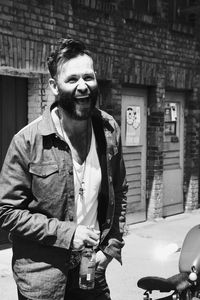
top-left (67, 78), bottom-right (77, 83)
top-left (84, 76), bottom-right (94, 81)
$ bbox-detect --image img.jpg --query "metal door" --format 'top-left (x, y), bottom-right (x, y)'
top-left (0, 75), bottom-right (27, 245)
top-left (121, 89), bottom-right (147, 224)
top-left (163, 92), bottom-right (184, 216)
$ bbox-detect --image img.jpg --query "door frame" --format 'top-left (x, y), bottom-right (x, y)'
top-left (163, 91), bottom-right (185, 216)
top-left (121, 88), bottom-right (147, 224)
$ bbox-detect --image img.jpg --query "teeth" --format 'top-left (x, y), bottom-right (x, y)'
top-left (76, 96), bottom-right (89, 100)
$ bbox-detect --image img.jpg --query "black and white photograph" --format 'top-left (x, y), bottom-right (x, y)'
top-left (0, 1), bottom-right (200, 300)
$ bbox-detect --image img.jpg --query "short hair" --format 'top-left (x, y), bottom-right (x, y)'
top-left (47, 38), bottom-right (92, 78)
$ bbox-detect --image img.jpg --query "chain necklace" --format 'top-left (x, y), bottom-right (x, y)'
top-left (73, 160), bottom-right (86, 198)
top-left (58, 110), bottom-right (89, 200)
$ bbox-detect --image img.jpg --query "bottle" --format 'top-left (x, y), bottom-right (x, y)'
top-left (79, 245), bottom-right (96, 290)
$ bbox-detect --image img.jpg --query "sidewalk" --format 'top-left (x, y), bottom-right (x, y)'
top-left (107, 210), bottom-right (200, 300)
top-left (1, 210), bottom-right (200, 300)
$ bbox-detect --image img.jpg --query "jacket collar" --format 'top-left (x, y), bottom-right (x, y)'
top-left (92, 108), bottom-right (114, 133)
top-left (38, 102), bottom-right (58, 136)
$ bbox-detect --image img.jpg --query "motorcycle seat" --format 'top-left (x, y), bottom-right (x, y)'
top-left (137, 272), bottom-right (190, 293)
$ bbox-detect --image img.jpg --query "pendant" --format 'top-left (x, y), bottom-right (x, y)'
top-left (79, 187), bottom-right (84, 197)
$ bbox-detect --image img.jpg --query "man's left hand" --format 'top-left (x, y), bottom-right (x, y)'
top-left (95, 251), bottom-right (112, 299)
top-left (95, 250), bottom-right (113, 270)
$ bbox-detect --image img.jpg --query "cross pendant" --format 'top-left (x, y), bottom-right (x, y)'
top-left (79, 187), bottom-right (84, 197)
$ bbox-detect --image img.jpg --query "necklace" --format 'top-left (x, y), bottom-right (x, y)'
top-left (58, 109), bottom-right (89, 199)
top-left (73, 160), bottom-right (86, 198)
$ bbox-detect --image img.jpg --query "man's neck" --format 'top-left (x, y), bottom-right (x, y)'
top-left (57, 106), bottom-right (91, 137)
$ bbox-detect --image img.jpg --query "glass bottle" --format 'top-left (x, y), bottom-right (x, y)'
top-left (79, 245), bottom-right (96, 290)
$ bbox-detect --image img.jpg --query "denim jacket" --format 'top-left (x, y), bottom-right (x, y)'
top-left (0, 103), bottom-right (128, 300)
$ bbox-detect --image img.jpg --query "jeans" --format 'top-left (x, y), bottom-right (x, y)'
top-left (17, 266), bottom-right (111, 300)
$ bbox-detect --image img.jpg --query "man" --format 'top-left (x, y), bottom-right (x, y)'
top-left (0, 38), bottom-right (128, 300)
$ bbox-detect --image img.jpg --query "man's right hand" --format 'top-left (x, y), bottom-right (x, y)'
top-left (72, 225), bottom-right (100, 251)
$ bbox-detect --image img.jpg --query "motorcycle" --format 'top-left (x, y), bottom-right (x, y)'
top-left (137, 224), bottom-right (200, 300)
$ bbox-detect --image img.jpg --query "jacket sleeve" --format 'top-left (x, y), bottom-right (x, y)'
top-left (0, 134), bottom-right (76, 250)
top-left (100, 120), bottom-right (128, 264)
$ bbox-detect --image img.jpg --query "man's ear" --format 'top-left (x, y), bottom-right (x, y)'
top-left (49, 78), bottom-right (59, 96)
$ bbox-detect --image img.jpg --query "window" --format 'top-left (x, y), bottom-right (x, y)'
top-left (169, 0), bottom-right (198, 26)
top-left (164, 102), bottom-right (179, 142)
top-left (74, 0), bottom-right (157, 15)
top-left (73, 0), bottom-right (116, 13)
top-left (118, 0), bottom-right (157, 14)
top-left (134, 0), bottom-right (157, 14)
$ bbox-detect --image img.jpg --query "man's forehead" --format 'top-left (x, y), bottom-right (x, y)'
top-left (58, 54), bottom-right (94, 75)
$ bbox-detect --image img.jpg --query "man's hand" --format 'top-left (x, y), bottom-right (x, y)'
top-left (95, 252), bottom-right (112, 300)
top-left (96, 250), bottom-right (113, 270)
top-left (72, 225), bottom-right (100, 250)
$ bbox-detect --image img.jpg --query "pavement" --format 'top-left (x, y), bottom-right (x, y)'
top-left (1, 210), bottom-right (200, 300)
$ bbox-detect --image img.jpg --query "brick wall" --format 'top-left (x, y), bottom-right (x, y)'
top-left (184, 80), bottom-right (200, 211)
top-left (0, 0), bottom-right (200, 218)
top-left (27, 75), bottom-right (54, 122)
top-left (146, 81), bottom-right (165, 219)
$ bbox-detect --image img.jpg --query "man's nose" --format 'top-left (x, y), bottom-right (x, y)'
top-left (77, 78), bottom-right (88, 93)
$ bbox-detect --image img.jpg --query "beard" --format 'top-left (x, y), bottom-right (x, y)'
top-left (57, 87), bottom-right (98, 120)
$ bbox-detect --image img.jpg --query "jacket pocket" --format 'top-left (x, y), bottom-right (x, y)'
top-left (29, 162), bottom-right (59, 203)
top-left (29, 162), bottom-right (58, 178)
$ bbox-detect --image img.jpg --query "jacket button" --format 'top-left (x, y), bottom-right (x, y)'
top-left (69, 216), bottom-right (74, 221)
top-left (68, 170), bottom-right (73, 175)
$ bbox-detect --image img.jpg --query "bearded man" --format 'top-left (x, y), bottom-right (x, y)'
top-left (0, 38), bottom-right (128, 300)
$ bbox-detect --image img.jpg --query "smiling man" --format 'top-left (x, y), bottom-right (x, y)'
top-left (51, 52), bottom-right (98, 120)
top-left (0, 38), bottom-right (128, 300)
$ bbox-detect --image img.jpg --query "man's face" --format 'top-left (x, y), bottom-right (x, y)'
top-left (55, 54), bottom-right (98, 120)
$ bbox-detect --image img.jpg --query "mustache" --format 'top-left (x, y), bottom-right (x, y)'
top-left (58, 87), bottom-right (98, 102)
